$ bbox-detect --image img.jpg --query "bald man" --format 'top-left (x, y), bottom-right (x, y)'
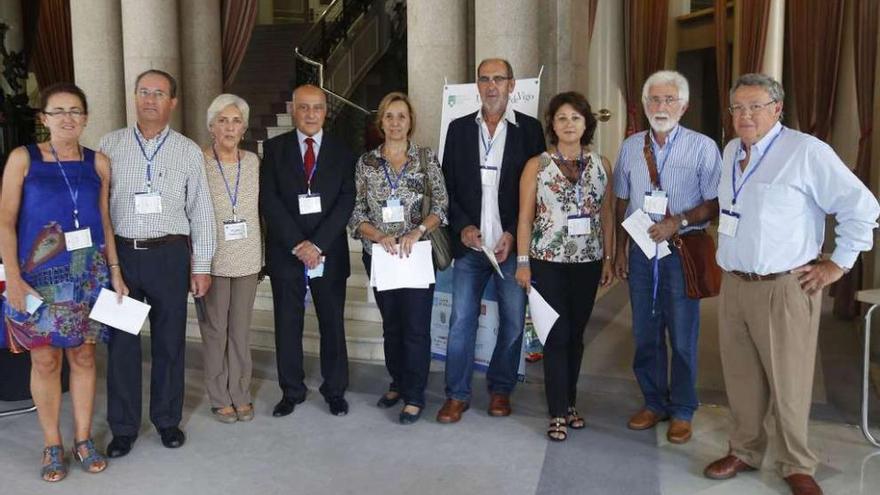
top-left (259, 84), bottom-right (356, 417)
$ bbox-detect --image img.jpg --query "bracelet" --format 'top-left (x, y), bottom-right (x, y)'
top-left (108, 264), bottom-right (120, 269)
top-left (604, 255), bottom-right (613, 261)
top-left (516, 255), bottom-right (529, 263)
top-left (418, 224), bottom-right (427, 234)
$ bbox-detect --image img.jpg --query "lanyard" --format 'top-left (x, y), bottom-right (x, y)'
top-left (648, 129), bottom-right (677, 191)
top-left (381, 157), bottom-right (408, 197)
top-left (50, 143), bottom-right (85, 229)
top-left (213, 146), bottom-right (242, 220)
top-left (479, 124), bottom-right (498, 167)
top-left (133, 127), bottom-right (170, 191)
top-left (553, 150), bottom-right (588, 212)
top-left (302, 147), bottom-right (319, 194)
top-left (731, 127), bottom-right (784, 206)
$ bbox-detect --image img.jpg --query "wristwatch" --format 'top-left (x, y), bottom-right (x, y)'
top-left (679, 215), bottom-right (689, 228)
top-left (418, 224), bottom-right (427, 234)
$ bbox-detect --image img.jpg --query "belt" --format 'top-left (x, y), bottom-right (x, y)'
top-left (728, 270), bottom-right (786, 282)
top-left (116, 235), bottom-right (189, 250)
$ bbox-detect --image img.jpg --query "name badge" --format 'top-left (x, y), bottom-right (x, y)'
top-left (65, 228), bottom-right (93, 251)
top-left (223, 219), bottom-right (248, 241)
top-left (567, 214), bottom-right (591, 236)
top-left (643, 190), bottom-right (668, 216)
top-left (307, 257), bottom-right (326, 279)
top-left (719, 209), bottom-right (740, 237)
top-left (298, 193), bottom-right (322, 214)
top-left (382, 198), bottom-right (405, 224)
top-left (135, 192), bottom-right (162, 214)
top-left (480, 166), bottom-right (498, 186)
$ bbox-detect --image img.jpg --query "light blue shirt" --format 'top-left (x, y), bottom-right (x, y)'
top-left (716, 122), bottom-right (880, 274)
top-left (613, 125), bottom-right (722, 231)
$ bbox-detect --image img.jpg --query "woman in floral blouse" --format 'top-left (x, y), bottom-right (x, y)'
top-left (349, 92), bottom-right (448, 425)
top-left (514, 91), bottom-right (614, 441)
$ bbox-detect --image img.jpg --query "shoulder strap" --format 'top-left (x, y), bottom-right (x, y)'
top-left (642, 132), bottom-right (660, 188)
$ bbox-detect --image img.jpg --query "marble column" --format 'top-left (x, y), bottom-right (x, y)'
top-left (587, 0), bottom-right (626, 162)
top-left (71, 0), bottom-right (126, 148)
top-left (180, 0), bottom-right (223, 146)
top-left (537, 0), bottom-right (591, 117)
top-left (761, 0), bottom-right (785, 81)
top-left (121, 0), bottom-right (182, 130)
top-left (0, 0), bottom-right (23, 53)
top-left (474, 0), bottom-right (541, 80)
top-left (407, 0), bottom-right (468, 151)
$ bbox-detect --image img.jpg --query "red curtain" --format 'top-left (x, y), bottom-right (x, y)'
top-left (738, 0), bottom-right (771, 74)
top-left (31, 0), bottom-right (74, 88)
top-left (221, 0), bottom-right (259, 89)
top-left (623, 0), bottom-right (669, 136)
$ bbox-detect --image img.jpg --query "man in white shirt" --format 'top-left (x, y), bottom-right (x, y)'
top-left (704, 73), bottom-right (880, 495)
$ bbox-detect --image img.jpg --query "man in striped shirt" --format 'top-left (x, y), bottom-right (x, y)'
top-left (613, 70), bottom-right (722, 444)
top-left (99, 70), bottom-right (216, 457)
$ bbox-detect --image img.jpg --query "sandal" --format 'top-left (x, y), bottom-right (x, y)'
top-left (73, 439), bottom-right (107, 474)
top-left (236, 403), bottom-right (255, 422)
top-left (547, 417), bottom-right (568, 442)
top-left (211, 406), bottom-right (238, 424)
top-left (567, 407), bottom-right (586, 429)
top-left (41, 445), bottom-right (67, 482)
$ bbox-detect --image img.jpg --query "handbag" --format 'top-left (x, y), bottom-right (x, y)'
top-left (642, 133), bottom-right (720, 299)
top-left (418, 147), bottom-right (452, 270)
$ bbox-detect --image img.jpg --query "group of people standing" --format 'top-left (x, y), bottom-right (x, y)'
top-left (0, 57), bottom-right (877, 495)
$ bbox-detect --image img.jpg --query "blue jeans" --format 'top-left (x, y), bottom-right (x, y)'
top-left (444, 250), bottom-right (526, 402)
top-left (628, 242), bottom-right (700, 421)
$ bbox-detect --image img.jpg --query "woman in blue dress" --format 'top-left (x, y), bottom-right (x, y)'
top-left (0, 83), bottom-right (128, 481)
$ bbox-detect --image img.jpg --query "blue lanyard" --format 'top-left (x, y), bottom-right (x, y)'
top-left (648, 129), bottom-right (677, 191)
top-left (49, 143), bottom-right (84, 229)
top-left (133, 127), bottom-right (170, 191)
top-left (479, 124), bottom-right (498, 167)
top-left (213, 146), bottom-right (242, 220)
top-left (381, 157), bottom-right (408, 196)
top-left (553, 150), bottom-right (588, 212)
top-left (731, 127), bottom-right (784, 206)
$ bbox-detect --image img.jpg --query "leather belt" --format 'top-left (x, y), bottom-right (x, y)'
top-left (728, 270), bottom-right (785, 282)
top-left (116, 235), bottom-right (188, 251)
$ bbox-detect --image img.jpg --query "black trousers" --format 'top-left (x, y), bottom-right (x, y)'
top-left (530, 259), bottom-right (602, 418)
top-left (107, 239), bottom-right (190, 436)
top-left (270, 269), bottom-right (348, 401)
top-left (363, 253), bottom-right (434, 408)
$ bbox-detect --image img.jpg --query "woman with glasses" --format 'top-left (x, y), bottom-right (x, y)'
top-left (0, 83), bottom-right (128, 481)
top-left (197, 94), bottom-right (262, 423)
top-left (349, 92), bottom-right (448, 424)
top-left (515, 91), bottom-right (614, 441)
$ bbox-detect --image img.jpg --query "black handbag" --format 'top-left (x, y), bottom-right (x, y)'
top-left (418, 147), bottom-right (452, 270)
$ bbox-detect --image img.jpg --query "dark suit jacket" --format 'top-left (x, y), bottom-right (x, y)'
top-left (259, 131), bottom-right (356, 280)
top-left (442, 110), bottom-right (546, 258)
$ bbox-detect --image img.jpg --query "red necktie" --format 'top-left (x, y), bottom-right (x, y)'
top-left (303, 137), bottom-right (316, 182)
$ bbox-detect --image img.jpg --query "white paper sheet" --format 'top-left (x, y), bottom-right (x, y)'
top-left (481, 245), bottom-right (505, 278)
top-left (1, 290), bottom-right (43, 314)
top-left (622, 209), bottom-right (671, 260)
top-left (527, 286), bottom-right (559, 345)
top-left (88, 288), bottom-right (151, 335)
top-left (0, 264), bottom-right (5, 281)
top-left (371, 241), bottom-right (435, 291)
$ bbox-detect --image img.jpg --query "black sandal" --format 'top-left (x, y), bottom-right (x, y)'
top-left (547, 417), bottom-right (567, 441)
top-left (567, 407), bottom-right (585, 429)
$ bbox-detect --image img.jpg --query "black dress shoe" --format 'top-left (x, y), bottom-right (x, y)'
top-left (327, 397), bottom-right (349, 416)
top-left (399, 406), bottom-right (422, 425)
top-left (272, 396), bottom-right (305, 417)
top-left (376, 392), bottom-right (401, 409)
top-left (106, 435), bottom-right (136, 458)
top-left (158, 426), bottom-right (186, 448)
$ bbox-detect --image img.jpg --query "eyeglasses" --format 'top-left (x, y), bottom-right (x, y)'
top-left (728, 101), bottom-right (776, 116)
top-left (43, 109), bottom-right (86, 119)
top-left (645, 96), bottom-right (682, 107)
top-left (477, 75), bottom-right (512, 85)
top-left (136, 89), bottom-right (170, 100)
top-left (554, 114), bottom-right (585, 124)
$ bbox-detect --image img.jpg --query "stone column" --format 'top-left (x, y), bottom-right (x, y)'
top-left (537, 0), bottom-right (591, 117)
top-left (180, 0), bottom-right (223, 146)
top-left (587, 0), bottom-right (626, 162)
top-left (761, 0), bottom-right (785, 81)
top-left (71, 0), bottom-right (126, 148)
top-left (407, 0), bottom-right (468, 151)
top-left (474, 0), bottom-right (541, 80)
top-left (121, 0), bottom-right (182, 130)
top-left (0, 0), bottom-right (23, 53)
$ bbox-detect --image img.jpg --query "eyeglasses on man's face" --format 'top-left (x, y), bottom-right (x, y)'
top-left (728, 100), bottom-right (777, 116)
top-left (645, 96), bottom-right (682, 107)
top-left (43, 109), bottom-right (86, 119)
top-left (136, 88), bottom-right (170, 100)
top-left (477, 75), bottom-right (512, 85)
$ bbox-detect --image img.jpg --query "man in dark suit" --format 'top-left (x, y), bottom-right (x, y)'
top-left (260, 84), bottom-right (356, 417)
top-left (437, 59), bottom-right (545, 424)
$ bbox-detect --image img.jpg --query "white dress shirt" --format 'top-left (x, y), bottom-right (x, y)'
top-left (716, 122), bottom-right (880, 274)
top-left (475, 106), bottom-right (516, 249)
top-left (296, 129), bottom-right (323, 162)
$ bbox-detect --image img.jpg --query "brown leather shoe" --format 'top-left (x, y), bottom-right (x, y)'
top-left (784, 474), bottom-right (823, 495)
top-left (703, 455), bottom-right (757, 480)
top-left (666, 419), bottom-right (692, 444)
top-left (627, 409), bottom-right (668, 430)
top-left (436, 399), bottom-right (469, 424)
top-left (487, 393), bottom-right (511, 417)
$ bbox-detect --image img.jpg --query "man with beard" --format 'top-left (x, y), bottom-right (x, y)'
top-left (612, 70), bottom-right (721, 444)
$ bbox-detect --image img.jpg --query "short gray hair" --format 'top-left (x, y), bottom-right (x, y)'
top-left (206, 93), bottom-right (250, 131)
top-left (729, 73), bottom-right (785, 103)
top-left (642, 70), bottom-right (690, 104)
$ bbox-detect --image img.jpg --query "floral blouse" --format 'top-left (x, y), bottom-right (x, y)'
top-left (530, 151), bottom-right (607, 263)
top-left (349, 143), bottom-right (449, 254)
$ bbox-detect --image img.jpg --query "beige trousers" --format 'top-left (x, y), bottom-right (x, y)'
top-left (198, 274), bottom-right (260, 408)
top-left (718, 272), bottom-right (821, 477)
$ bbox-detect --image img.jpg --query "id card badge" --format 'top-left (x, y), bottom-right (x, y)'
top-left (223, 219), bottom-right (248, 241)
top-left (480, 166), bottom-right (498, 186)
top-left (719, 209), bottom-right (740, 237)
top-left (298, 193), bottom-right (322, 214)
top-left (567, 214), bottom-right (591, 236)
top-left (643, 190), bottom-right (668, 215)
top-left (134, 192), bottom-right (163, 214)
top-left (307, 257), bottom-right (326, 279)
top-left (64, 228), bottom-right (93, 251)
top-left (381, 198), bottom-right (405, 224)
